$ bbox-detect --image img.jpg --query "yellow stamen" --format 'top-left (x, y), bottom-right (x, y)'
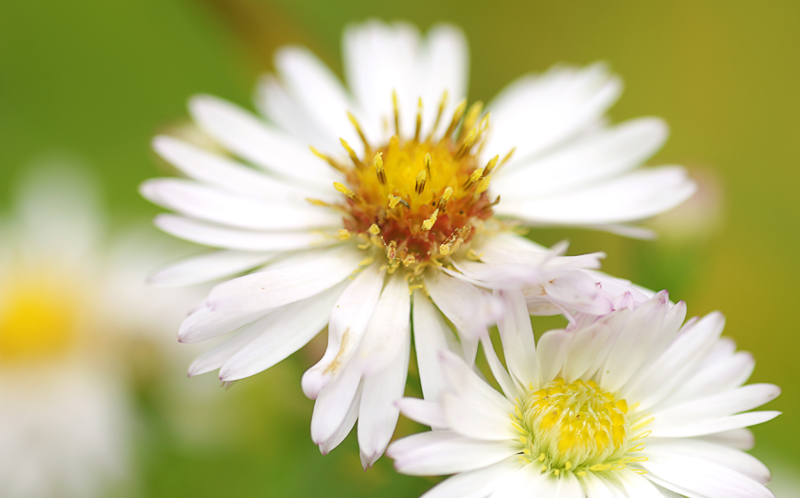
top-left (347, 111), bottom-right (371, 152)
top-left (340, 138), bottom-right (363, 168)
top-left (414, 97), bottom-right (423, 141)
top-left (374, 152), bottom-right (386, 184)
top-left (459, 101), bottom-right (483, 140)
top-left (437, 186), bottom-right (453, 210)
top-left (333, 182), bottom-right (358, 201)
top-left (392, 90), bottom-right (400, 135)
top-left (309, 146), bottom-right (346, 173)
top-left (442, 99), bottom-right (467, 140)
top-left (415, 170), bottom-right (427, 194)
top-left (426, 90), bottom-right (448, 141)
top-left (421, 209), bottom-right (439, 231)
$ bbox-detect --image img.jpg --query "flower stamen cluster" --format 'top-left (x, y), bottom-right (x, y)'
top-left (514, 378), bottom-right (650, 477)
top-left (309, 92), bottom-right (512, 276)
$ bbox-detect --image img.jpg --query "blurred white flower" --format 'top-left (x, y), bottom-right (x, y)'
top-left (142, 20), bottom-right (695, 465)
top-left (0, 162), bottom-right (198, 497)
top-left (389, 291), bottom-right (779, 498)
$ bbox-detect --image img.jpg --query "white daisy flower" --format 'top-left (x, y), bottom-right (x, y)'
top-left (0, 163), bottom-right (196, 497)
top-left (388, 290), bottom-right (780, 498)
top-left (142, 20), bottom-right (696, 465)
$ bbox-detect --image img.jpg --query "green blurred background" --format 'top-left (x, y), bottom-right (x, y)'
top-left (1, 0), bottom-right (798, 496)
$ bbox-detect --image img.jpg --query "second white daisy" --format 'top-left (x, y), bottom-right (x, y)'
top-left (389, 290), bottom-right (779, 497)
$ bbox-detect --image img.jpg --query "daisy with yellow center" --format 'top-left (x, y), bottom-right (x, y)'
top-left (142, 20), bottom-right (696, 465)
top-left (388, 291), bottom-right (780, 497)
top-left (0, 165), bottom-right (197, 498)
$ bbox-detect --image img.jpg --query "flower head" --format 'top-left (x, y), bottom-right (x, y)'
top-left (389, 291), bottom-right (780, 497)
top-left (0, 163), bottom-right (197, 497)
top-left (142, 20), bottom-right (695, 464)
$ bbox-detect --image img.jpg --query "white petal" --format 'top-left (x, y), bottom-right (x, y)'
top-left (141, 178), bottom-right (341, 230)
top-left (218, 282), bottom-right (347, 380)
top-left (187, 311), bottom-right (277, 376)
top-left (317, 381), bottom-right (363, 455)
top-left (255, 74), bottom-right (339, 152)
top-left (496, 289), bottom-right (539, 389)
top-left (311, 359), bottom-right (363, 451)
top-left (302, 263), bottom-right (384, 398)
top-left (660, 351), bottom-right (754, 409)
top-left (490, 463), bottom-right (543, 498)
top-left (396, 398), bottom-right (448, 429)
top-left (274, 46), bottom-right (366, 152)
top-left (484, 63), bottom-right (622, 167)
top-left (536, 329), bottom-right (571, 382)
top-left (581, 473), bottom-right (624, 498)
top-left (645, 438), bottom-right (771, 484)
top-left (623, 311), bottom-right (726, 410)
top-left (179, 305), bottom-right (271, 344)
top-left (614, 470), bottom-right (663, 498)
top-left (496, 166), bottom-right (696, 225)
top-left (598, 291), bottom-right (669, 392)
top-left (427, 270), bottom-right (493, 340)
top-left (480, 336), bottom-right (520, 400)
top-left (152, 136), bottom-right (326, 200)
top-left (357, 327), bottom-right (410, 468)
top-left (648, 384), bottom-right (780, 434)
top-left (493, 117), bottom-right (668, 200)
top-left (189, 94), bottom-right (338, 188)
top-left (389, 431), bottom-right (520, 476)
top-left (441, 391), bottom-right (518, 441)
top-left (418, 25), bottom-right (469, 138)
top-left (154, 214), bottom-right (334, 252)
top-left (148, 250), bottom-right (274, 287)
top-left (206, 245), bottom-right (363, 314)
top-left (642, 452), bottom-right (774, 498)
top-left (420, 456), bottom-right (521, 498)
top-left (562, 309), bottom-right (630, 382)
top-left (343, 21), bottom-right (420, 140)
top-left (356, 271), bottom-right (411, 373)
top-left (552, 472), bottom-right (584, 498)
top-left (648, 410), bottom-right (781, 438)
top-left (438, 350), bottom-right (515, 415)
top-left (412, 290), bottom-right (460, 401)
top-left (697, 428), bottom-right (755, 451)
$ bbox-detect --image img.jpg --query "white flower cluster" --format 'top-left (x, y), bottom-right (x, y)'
top-left (144, 20), bottom-right (780, 497)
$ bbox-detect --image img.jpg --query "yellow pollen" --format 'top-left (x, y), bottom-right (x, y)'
top-left (514, 378), bottom-right (647, 477)
top-left (368, 224), bottom-right (380, 235)
top-left (337, 229), bottom-right (351, 240)
top-left (421, 209), bottom-right (439, 231)
top-left (333, 182), bottom-right (356, 200)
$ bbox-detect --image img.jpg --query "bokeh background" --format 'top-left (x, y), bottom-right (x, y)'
top-left (1, 0), bottom-right (798, 496)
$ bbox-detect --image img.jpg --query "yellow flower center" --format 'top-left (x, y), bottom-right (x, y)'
top-left (0, 272), bottom-right (83, 363)
top-left (310, 93), bottom-right (513, 275)
top-left (515, 378), bottom-right (648, 476)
